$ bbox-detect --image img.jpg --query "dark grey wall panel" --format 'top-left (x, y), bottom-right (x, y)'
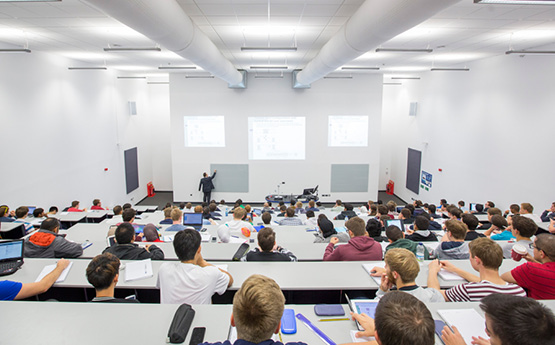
top-left (406, 148), bottom-right (422, 195)
top-left (330, 164), bottom-right (369, 192)
top-left (124, 147), bottom-right (139, 194)
top-left (210, 164), bottom-right (249, 193)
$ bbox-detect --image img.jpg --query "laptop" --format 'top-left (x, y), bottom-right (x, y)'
top-left (27, 206), bottom-right (36, 216)
top-left (385, 219), bottom-right (405, 232)
top-left (183, 213), bottom-right (204, 231)
top-left (0, 239), bottom-right (24, 276)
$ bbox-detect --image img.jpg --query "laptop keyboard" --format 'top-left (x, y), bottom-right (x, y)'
top-left (0, 261), bottom-right (22, 275)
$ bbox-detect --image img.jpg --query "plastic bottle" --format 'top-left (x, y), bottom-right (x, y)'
top-left (416, 243), bottom-right (425, 262)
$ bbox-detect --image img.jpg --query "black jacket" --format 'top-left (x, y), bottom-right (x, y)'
top-left (102, 243), bottom-right (164, 260)
top-left (335, 210), bottom-right (358, 220)
top-left (405, 230), bottom-right (438, 242)
top-left (199, 171), bottom-right (216, 192)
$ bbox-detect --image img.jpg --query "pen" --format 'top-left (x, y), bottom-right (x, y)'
top-left (318, 318), bottom-right (350, 322)
top-left (279, 331), bottom-right (283, 343)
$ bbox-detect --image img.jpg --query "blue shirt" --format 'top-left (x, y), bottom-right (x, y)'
top-left (491, 230), bottom-right (515, 241)
top-left (0, 217), bottom-right (14, 222)
top-left (159, 219), bottom-right (173, 225)
top-left (0, 280), bottom-right (22, 300)
top-left (166, 224), bottom-right (186, 232)
top-left (201, 339), bottom-right (307, 345)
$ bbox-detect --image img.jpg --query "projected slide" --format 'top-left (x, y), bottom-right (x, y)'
top-left (184, 116), bottom-right (225, 147)
top-left (248, 117), bottom-right (305, 160)
top-left (328, 115), bottom-right (368, 147)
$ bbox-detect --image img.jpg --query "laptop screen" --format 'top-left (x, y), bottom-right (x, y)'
top-left (183, 213), bottom-right (203, 225)
top-left (385, 219), bottom-right (404, 231)
top-left (0, 240), bottom-right (24, 261)
top-left (27, 206), bottom-right (36, 216)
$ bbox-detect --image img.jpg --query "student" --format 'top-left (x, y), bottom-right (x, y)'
top-left (218, 208), bottom-right (256, 242)
top-left (365, 218), bottom-right (385, 242)
top-left (91, 199), bottom-right (108, 210)
top-left (334, 203), bottom-right (357, 220)
top-left (323, 217), bottom-right (382, 261)
top-left (305, 210), bottom-right (317, 228)
top-left (461, 213), bottom-right (485, 240)
top-left (13, 206), bottom-right (34, 233)
top-left (457, 200), bottom-right (468, 213)
top-left (398, 208), bottom-right (414, 225)
top-left (427, 204), bottom-right (441, 219)
top-left (261, 211), bottom-right (272, 226)
top-left (370, 248), bottom-right (442, 302)
top-left (330, 199), bottom-right (344, 212)
top-left (501, 215), bottom-right (535, 259)
top-left (277, 208), bottom-right (303, 226)
top-left (434, 220), bottom-right (469, 260)
top-left (428, 237), bottom-right (525, 302)
top-left (24, 218), bottom-right (83, 258)
top-left (275, 205), bottom-right (287, 217)
top-left (0, 205), bottom-right (15, 222)
top-left (0, 259), bottom-right (70, 300)
top-left (385, 226), bottom-right (430, 259)
top-left (313, 214), bottom-right (349, 243)
top-left (541, 202), bottom-right (555, 222)
top-left (438, 199), bottom-right (449, 211)
top-left (209, 203), bottom-right (222, 218)
top-left (103, 223), bottom-right (164, 260)
top-left (166, 208), bottom-right (186, 232)
top-left (242, 227), bottom-right (297, 262)
top-left (477, 207), bottom-right (502, 230)
top-left (519, 202), bottom-right (542, 223)
top-left (418, 212), bottom-right (441, 230)
top-left (305, 200), bottom-right (319, 212)
top-left (484, 215), bottom-right (513, 240)
top-left (405, 216), bottom-right (438, 242)
top-left (142, 223), bottom-right (162, 242)
top-left (47, 206), bottom-right (59, 216)
top-left (501, 234), bottom-right (555, 299)
top-left (157, 229), bottom-right (232, 304)
top-left (386, 201), bottom-right (397, 217)
top-left (159, 207), bottom-right (173, 224)
top-left (67, 200), bottom-right (86, 212)
top-left (485, 200), bottom-right (495, 210)
top-left (183, 202), bottom-right (194, 213)
top-left (446, 206), bottom-right (462, 220)
top-left (349, 291), bottom-right (435, 345)
top-left (32, 208), bottom-right (46, 219)
top-left (86, 253), bottom-right (139, 303)
top-left (504, 203), bottom-right (520, 218)
top-left (294, 201), bottom-right (306, 214)
top-left (376, 205), bottom-right (388, 218)
top-left (441, 294), bottom-right (555, 345)
top-left (471, 203), bottom-right (487, 215)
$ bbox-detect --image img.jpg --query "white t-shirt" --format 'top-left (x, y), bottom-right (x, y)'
top-left (218, 220), bottom-right (256, 242)
top-left (157, 262), bottom-right (230, 304)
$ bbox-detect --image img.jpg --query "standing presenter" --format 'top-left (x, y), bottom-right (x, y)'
top-left (199, 170), bottom-right (217, 204)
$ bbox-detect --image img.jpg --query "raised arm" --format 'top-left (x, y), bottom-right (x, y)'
top-left (15, 259), bottom-right (70, 300)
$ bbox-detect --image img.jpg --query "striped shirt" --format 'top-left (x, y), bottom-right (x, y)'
top-left (278, 217), bottom-right (304, 226)
top-left (445, 280), bottom-right (526, 302)
top-left (511, 262), bottom-right (555, 300)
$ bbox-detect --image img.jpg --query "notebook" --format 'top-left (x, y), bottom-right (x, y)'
top-left (437, 309), bottom-right (488, 345)
top-left (183, 213), bottom-right (203, 230)
top-left (0, 240), bottom-right (25, 276)
top-left (362, 263), bottom-right (385, 285)
top-left (35, 261), bottom-right (73, 283)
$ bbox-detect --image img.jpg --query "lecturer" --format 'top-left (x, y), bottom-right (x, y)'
top-left (199, 170), bottom-right (217, 203)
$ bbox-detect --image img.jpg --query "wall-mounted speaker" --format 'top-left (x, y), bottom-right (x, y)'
top-left (409, 102), bottom-right (418, 116)
top-left (129, 101), bottom-right (137, 115)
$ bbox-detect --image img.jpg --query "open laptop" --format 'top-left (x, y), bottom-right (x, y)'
top-left (0, 239), bottom-right (24, 276)
top-left (183, 213), bottom-right (204, 231)
top-left (385, 219), bottom-right (405, 232)
top-left (27, 206), bottom-right (36, 216)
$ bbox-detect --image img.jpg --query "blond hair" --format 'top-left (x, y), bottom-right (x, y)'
top-left (385, 248), bottom-right (420, 283)
top-left (233, 274), bottom-right (285, 343)
top-left (233, 207), bottom-right (246, 220)
top-left (445, 219), bottom-right (468, 240)
top-left (163, 207), bottom-right (172, 218)
top-left (170, 208), bottom-right (182, 221)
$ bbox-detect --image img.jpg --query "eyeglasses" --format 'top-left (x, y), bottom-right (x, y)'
top-left (531, 243), bottom-right (541, 251)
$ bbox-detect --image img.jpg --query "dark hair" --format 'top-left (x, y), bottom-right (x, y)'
top-left (122, 203), bottom-right (132, 210)
top-left (261, 212), bottom-right (272, 225)
top-left (122, 208), bottom-right (136, 222)
top-left (33, 208), bottom-right (44, 218)
top-left (165, 202), bottom-right (172, 209)
top-left (377, 205), bottom-right (388, 215)
top-left (480, 294), bottom-right (555, 345)
top-left (366, 218), bottom-right (382, 238)
top-left (475, 203), bottom-right (484, 212)
top-left (458, 200), bottom-right (465, 207)
top-left (400, 208), bottom-right (411, 219)
top-left (306, 210), bottom-right (315, 218)
top-left (93, 199), bottom-right (101, 206)
top-left (419, 211), bottom-right (431, 220)
top-left (386, 225), bottom-right (403, 242)
top-left (15, 206), bottom-right (28, 219)
top-left (440, 199), bottom-right (448, 206)
top-left (487, 207), bottom-right (502, 217)
top-left (173, 229), bottom-right (201, 261)
top-left (335, 199), bottom-right (342, 206)
top-left (511, 215), bottom-right (537, 238)
top-left (414, 216), bottom-right (430, 231)
top-left (346, 217), bottom-right (366, 236)
top-left (486, 201), bottom-right (495, 208)
top-left (209, 203), bottom-right (217, 212)
top-left (49, 206), bottom-right (58, 213)
top-left (71, 200), bottom-right (79, 208)
top-left (86, 253), bottom-right (120, 290)
top-left (179, 202), bottom-right (186, 209)
top-left (40, 218), bottom-right (60, 231)
top-left (317, 214), bottom-right (336, 238)
top-left (461, 213), bottom-right (479, 230)
top-left (115, 223), bottom-right (135, 244)
top-left (509, 204), bottom-right (520, 214)
top-left (449, 207), bottom-right (462, 219)
top-left (113, 205), bottom-right (122, 215)
top-left (405, 204), bottom-right (415, 214)
top-left (535, 234), bottom-right (555, 261)
top-left (278, 201), bottom-right (285, 207)
top-left (285, 207), bottom-right (295, 218)
top-left (220, 199), bottom-right (226, 205)
top-left (344, 203), bottom-right (353, 211)
top-left (258, 227), bottom-right (276, 252)
top-left (491, 214), bottom-right (508, 229)
top-left (375, 291), bottom-right (435, 345)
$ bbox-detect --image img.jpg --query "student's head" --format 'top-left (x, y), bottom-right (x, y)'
top-left (400, 208), bottom-right (411, 220)
top-left (335, 199), bottom-right (342, 206)
top-left (277, 205), bottom-right (286, 213)
top-left (533, 234), bottom-right (555, 262)
top-left (345, 217), bottom-right (366, 237)
top-left (143, 224), bottom-right (160, 242)
top-left (480, 294), bottom-right (555, 345)
top-left (261, 211), bottom-right (272, 225)
top-left (444, 219), bottom-right (468, 240)
top-left (468, 237), bottom-right (503, 270)
top-left (173, 229), bottom-right (201, 261)
top-left (115, 223), bottom-right (135, 244)
top-left (92, 199), bottom-right (101, 207)
top-left (285, 207), bottom-right (295, 218)
top-left (318, 215), bottom-right (335, 237)
top-left (458, 200), bottom-right (465, 208)
top-left (405, 204), bottom-right (415, 215)
top-left (122, 208), bottom-right (136, 222)
top-left (306, 210), bottom-right (315, 219)
top-left (122, 203), bottom-right (132, 210)
top-left (0, 205), bottom-right (8, 217)
top-left (374, 291), bottom-right (434, 345)
top-left (171, 208), bottom-right (182, 222)
top-left (113, 205), bottom-right (122, 216)
top-left (278, 201), bottom-right (285, 207)
top-left (293, 201), bottom-right (301, 209)
top-left (186, 202), bottom-right (192, 209)
top-left (71, 200), bottom-right (80, 208)
top-left (379, 214), bottom-right (391, 224)
top-left (377, 205), bottom-right (388, 216)
top-left (520, 202), bottom-right (534, 214)
top-left (369, 204), bottom-right (378, 215)
top-left (461, 213), bottom-right (479, 230)
top-left (475, 203), bottom-right (484, 212)
top-left (509, 203), bottom-right (520, 214)
top-left (233, 208), bottom-right (246, 220)
top-left (440, 199), bottom-right (448, 206)
top-left (15, 206), bottom-right (28, 219)
top-left (40, 217), bottom-right (60, 233)
top-left (232, 274), bottom-right (285, 344)
top-left (86, 253), bottom-right (120, 291)
top-left (385, 226), bottom-right (403, 242)
top-left (385, 248), bottom-right (419, 284)
top-left (448, 207), bottom-right (462, 219)
top-left (344, 203), bottom-right (354, 211)
top-left (511, 215), bottom-right (537, 239)
top-left (163, 207), bottom-right (172, 218)
top-left (194, 205), bottom-right (203, 213)
top-left (487, 207), bottom-right (502, 217)
top-left (220, 199), bottom-right (226, 205)
top-left (179, 202), bottom-right (185, 209)
top-left (386, 201), bottom-right (397, 212)
top-left (165, 202), bottom-right (172, 209)
top-left (257, 227), bottom-right (276, 252)
top-left (414, 216), bottom-right (429, 231)
top-left (491, 215), bottom-right (508, 229)
top-left (209, 203), bottom-right (217, 212)
top-left (366, 218), bottom-right (382, 238)
top-left (33, 208), bottom-right (45, 218)
top-left (308, 200), bottom-right (315, 208)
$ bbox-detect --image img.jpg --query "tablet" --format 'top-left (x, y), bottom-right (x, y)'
top-left (385, 219), bottom-right (404, 232)
top-left (345, 295), bottom-right (378, 331)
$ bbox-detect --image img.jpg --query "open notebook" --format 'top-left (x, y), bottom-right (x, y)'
top-left (437, 309), bottom-right (488, 344)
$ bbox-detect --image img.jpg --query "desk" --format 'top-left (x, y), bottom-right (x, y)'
top-left (50, 212), bottom-right (87, 229)
top-left (134, 205), bottom-right (158, 214)
top-left (85, 210), bottom-right (108, 223)
top-left (0, 222), bottom-right (25, 239)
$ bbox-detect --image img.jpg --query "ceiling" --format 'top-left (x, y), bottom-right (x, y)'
top-left (0, 0), bottom-right (554, 78)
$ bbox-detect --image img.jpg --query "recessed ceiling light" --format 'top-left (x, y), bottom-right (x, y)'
top-left (475, 0), bottom-right (555, 4)
top-left (68, 67), bottom-right (107, 70)
top-left (376, 48), bottom-right (433, 53)
top-left (104, 47), bottom-right (161, 52)
top-left (430, 68), bottom-right (470, 71)
top-left (241, 47), bottom-right (297, 52)
top-left (117, 76), bottom-right (147, 79)
top-left (0, 48), bottom-right (31, 53)
top-left (341, 67), bottom-right (380, 70)
top-left (250, 66), bottom-right (288, 70)
top-left (158, 66), bottom-right (197, 70)
top-left (391, 77), bottom-right (421, 80)
top-left (506, 50), bottom-right (555, 55)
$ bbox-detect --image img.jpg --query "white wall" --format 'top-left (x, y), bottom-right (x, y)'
top-left (0, 51), bottom-right (157, 210)
top-left (170, 73), bottom-right (383, 203)
top-left (380, 54), bottom-right (555, 212)
top-left (148, 83), bottom-right (173, 191)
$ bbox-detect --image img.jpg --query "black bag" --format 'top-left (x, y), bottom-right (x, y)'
top-left (167, 303), bottom-right (196, 343)
top-left (232, 243), bottom-right (250, 261)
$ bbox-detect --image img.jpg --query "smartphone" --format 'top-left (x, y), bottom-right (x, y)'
top-left (281, 309), bottom-right (297, 334)
top-left (211, 236), bottom-right (217, 243)
top-left (189, 327), bottom-right (206, 345)
top-left (435, 320), bottom-right (449, 344)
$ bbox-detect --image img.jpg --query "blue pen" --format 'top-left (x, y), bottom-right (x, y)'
top-left (296, 313), bottom-right (336, 345)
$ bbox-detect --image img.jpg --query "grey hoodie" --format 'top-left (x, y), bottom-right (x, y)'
top-left (434, 241), bottom-right (470, 260)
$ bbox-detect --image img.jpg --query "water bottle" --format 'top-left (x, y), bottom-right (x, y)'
top-left (416, 243), bottom-right (425, 262)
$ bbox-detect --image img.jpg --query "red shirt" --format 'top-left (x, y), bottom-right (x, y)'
top-left (91, 206), bottom-right (105, 210)
top-left (511, 261), bottom-right (555, 299)
top-left (67, 207), bottom-right (84, 212)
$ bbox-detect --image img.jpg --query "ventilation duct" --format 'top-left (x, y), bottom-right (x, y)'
top-left (84, 0), bottom-right (244, 87)
top-left (294, 0), bottom-right (461, 88)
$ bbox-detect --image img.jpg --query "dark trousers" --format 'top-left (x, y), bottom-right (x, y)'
top-left (203, 191), bottom-right (211, 204)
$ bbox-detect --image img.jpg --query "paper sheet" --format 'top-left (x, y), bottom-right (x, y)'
top-left (350, 330), bottom-right (375, 343)
top-left (438, 309), bottom-right (488, 345)
top-left (35, 262), bottom-right (73, 283)
top-left (362, 263), bottom-right (385, 285)
top-left (125, 259), bottom-right (153, 282)
top-left (438, 269), bottom-right (466, 281)
top-left (215, 264), bottom-right (229, 272)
